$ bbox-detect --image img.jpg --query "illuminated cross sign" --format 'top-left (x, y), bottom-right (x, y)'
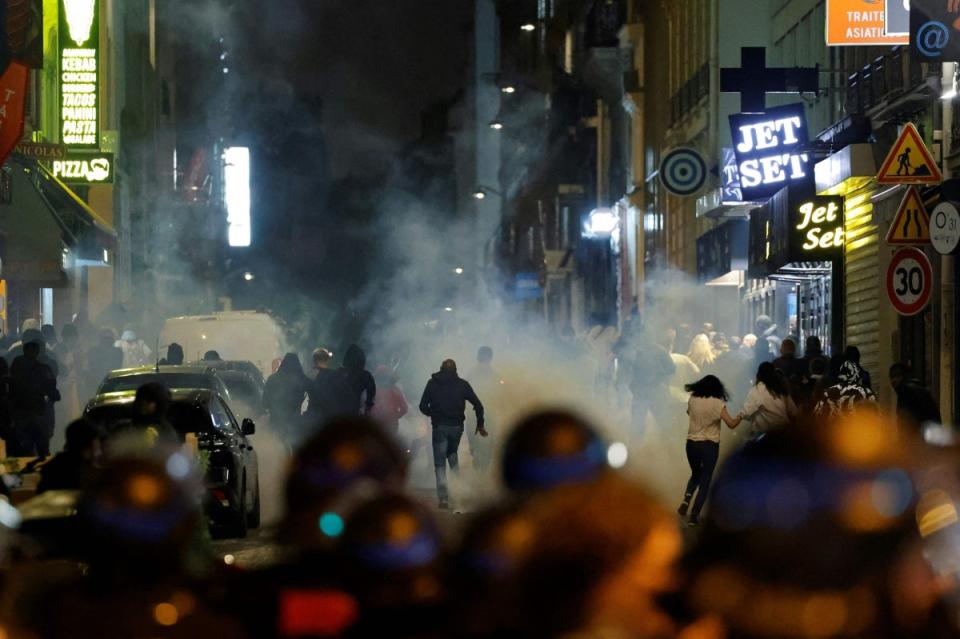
top-left (60, 0), bottom-right (99, 148)
top-left (729, 103), bottom-right (811, 201)
top-left (791, 195), bottom-right (844, 260)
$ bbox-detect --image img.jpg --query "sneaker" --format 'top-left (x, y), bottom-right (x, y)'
top-left (677, 501), bottom-right (690, 517)
top-left (687, 515), bottom-right (700, 527)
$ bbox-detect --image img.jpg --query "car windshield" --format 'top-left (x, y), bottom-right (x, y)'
top-left (221, 375), bottom-right (258, 401)
top-left (98, 373), bottom-right (215, 395)
top-left (86, 400), bottom-right (212, 434)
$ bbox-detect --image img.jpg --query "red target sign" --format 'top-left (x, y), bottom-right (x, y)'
top-left (886, 247), bottom-right (933, 316)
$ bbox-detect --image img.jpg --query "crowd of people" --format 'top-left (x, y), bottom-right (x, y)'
top-left (0, 395), bottom-right (956, 637)
top-left (0, 312), bottom-right (948, 637)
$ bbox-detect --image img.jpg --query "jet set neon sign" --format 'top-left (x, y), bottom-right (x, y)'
top-left (729, 104), bottom-right (811, 201)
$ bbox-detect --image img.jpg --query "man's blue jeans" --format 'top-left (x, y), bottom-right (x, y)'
top-left (432, 423), bottom-right (463, 503)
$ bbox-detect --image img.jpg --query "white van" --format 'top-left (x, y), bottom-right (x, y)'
top-left (160, 311), bottom-right (288, 377)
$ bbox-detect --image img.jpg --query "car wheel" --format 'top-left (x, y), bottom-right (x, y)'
top-left (226, 476), bottom-right (248, 539)
top-left (246, 475), bottom-right (261, 529)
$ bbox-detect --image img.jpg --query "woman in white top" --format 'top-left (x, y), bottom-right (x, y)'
top-left (678, 375), bottom-right (741, 526)
top-left (739, 362), bottom-right (796, 436)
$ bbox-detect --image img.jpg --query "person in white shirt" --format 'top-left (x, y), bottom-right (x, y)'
top-left (115, 329), bottom-right (152, 369)
top-left (739, 362), bottom-right (796, 437)
top-left (678, 375), bottom-right (742, 526)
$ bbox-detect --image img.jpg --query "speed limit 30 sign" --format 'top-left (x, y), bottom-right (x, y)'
top-left (887, 247), bottom-right (933, 316)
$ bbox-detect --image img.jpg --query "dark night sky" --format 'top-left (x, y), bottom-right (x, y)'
top-left (281, 0), bottom-right (474, 178)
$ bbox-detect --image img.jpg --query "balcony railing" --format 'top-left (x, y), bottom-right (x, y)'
top-left (844, 47), bottom-right (924, 117)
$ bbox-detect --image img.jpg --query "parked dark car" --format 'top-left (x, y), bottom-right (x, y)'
top-left (84, 389), bottom-right (260, 538)
top-left (94, 365), bottom-right (232, 402)
top-left (215, 370), bottom-right (265, 418)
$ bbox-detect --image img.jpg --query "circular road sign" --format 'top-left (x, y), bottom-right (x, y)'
top-left (887, 247), bottom-right (934, 316)
top-left (660, 147), bottom-right (707, 197)
top-left (931, 202), bottom-right (960, 255)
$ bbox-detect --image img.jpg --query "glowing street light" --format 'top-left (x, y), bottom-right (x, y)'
top-left (453, 267), bottom-right (464, 275)
top-left (473, 185), bottom-right (503, 200)
top-left (501, 85), bottom-right (516, 94)
top-left (489, 120), bottom-right (504, 130)
top-left (444, 307), bottom-right (454, 313)
top-left (243, 271), bottom-right (255, 281)
top-left (521, 23), bottom-right (536, 32)
top-left (583, 208), bottom-right (620, 238)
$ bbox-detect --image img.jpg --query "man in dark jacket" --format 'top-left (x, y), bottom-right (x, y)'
top-left (329, 344), bottom-right (376, 419)
top-left (890, 363), bottom-right (941, 433)
top-left (419, 359), bottom-right (485, 509)
top-left (9, 340), bottom-right (60, 456)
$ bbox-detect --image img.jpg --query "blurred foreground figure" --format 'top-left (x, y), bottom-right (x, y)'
top-left (685, 409), bottom-right (958, 639)
top-left (501, 409), bottom-right (609, 496)
top-left (418, 359), bottom-right (485, 509)
top-left (36, 419), bottom-right (102, 493)
top-left (335, 493), bottom-right (445, 638)
top-left (512, 474), bottom-right (701, 639)
top-left (35, 455), bottom-right (249, 638)
top-left (222, 417), bottom-right (408, 637)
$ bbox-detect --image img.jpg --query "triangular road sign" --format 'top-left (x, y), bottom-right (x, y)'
top-left (887, 186), bottom-right (931, 245)
top-left (877, 123), bottom-right (942, 184)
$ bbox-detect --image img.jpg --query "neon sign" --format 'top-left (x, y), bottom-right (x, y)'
top-left (792, 196), bottom-right (844, 259)
top-left (60, 0), bottom-right (99, 148)
top-left (51, 151), bottom-right (113, 184)
top-left (729, 104), bottom-right (811, 201)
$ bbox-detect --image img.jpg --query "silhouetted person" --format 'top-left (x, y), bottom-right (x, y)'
top-left (844, 345), bottom-right (872, 391)
top-left (305, 347), bottom-right (336, 423)
top-left (107, 382), bottom-right (180, 450)
top-left (330, 344), bottom-right (376, 418)
top-left (419, 359), bottom-right (485, 509)
top-left (37, 419), bottom-right (103, 493)
top-left (203, 350), bottom-right (222, 362)
top-left (890, 363), bottom-right (941, 433)
top-left (159, 343), bottom-right (184, 366)
top-left (263, 353), bottom-right (309, 442)
top-left (9, 340), bottom-right (59, 456)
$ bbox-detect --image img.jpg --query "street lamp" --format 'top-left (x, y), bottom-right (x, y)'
top-left (453, 267), bottom-right (465, 275)
top-left (489, 120), bottom-right (504, 130)
top-left (501, 85), bottom-right (516, 94)
top-left (521, 23), bottom-right (536, 32)
top-left (473, 185), bottom-right (503, 200)
top-left (582, 208), bottom-right (620, 238)
top-left (243, 271), bottom-right (255, 281)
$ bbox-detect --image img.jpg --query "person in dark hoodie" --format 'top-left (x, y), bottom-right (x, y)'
top-left (158, 343), bottom-right (184, 366)
top-left (329, 344), bottom-right (376, 419)
top-left (419, 359), bottom-right (486, 509)
top-left (263, 353), bottom-right (309, 442)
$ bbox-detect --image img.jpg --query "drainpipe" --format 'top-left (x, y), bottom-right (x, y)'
top-left (939, 62), bottom-right (955, 426)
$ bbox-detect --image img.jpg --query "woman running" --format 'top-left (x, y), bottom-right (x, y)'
top-left (678, 375), bottom-right (741, 526)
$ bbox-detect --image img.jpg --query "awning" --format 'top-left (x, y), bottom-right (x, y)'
top-left (0, 159), bottom-right (115, 283)
top-left (25, 159), bottom-right (116, 257)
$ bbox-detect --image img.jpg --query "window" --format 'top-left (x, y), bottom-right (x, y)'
top-left (209, 398), bottom-right (232, 432)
